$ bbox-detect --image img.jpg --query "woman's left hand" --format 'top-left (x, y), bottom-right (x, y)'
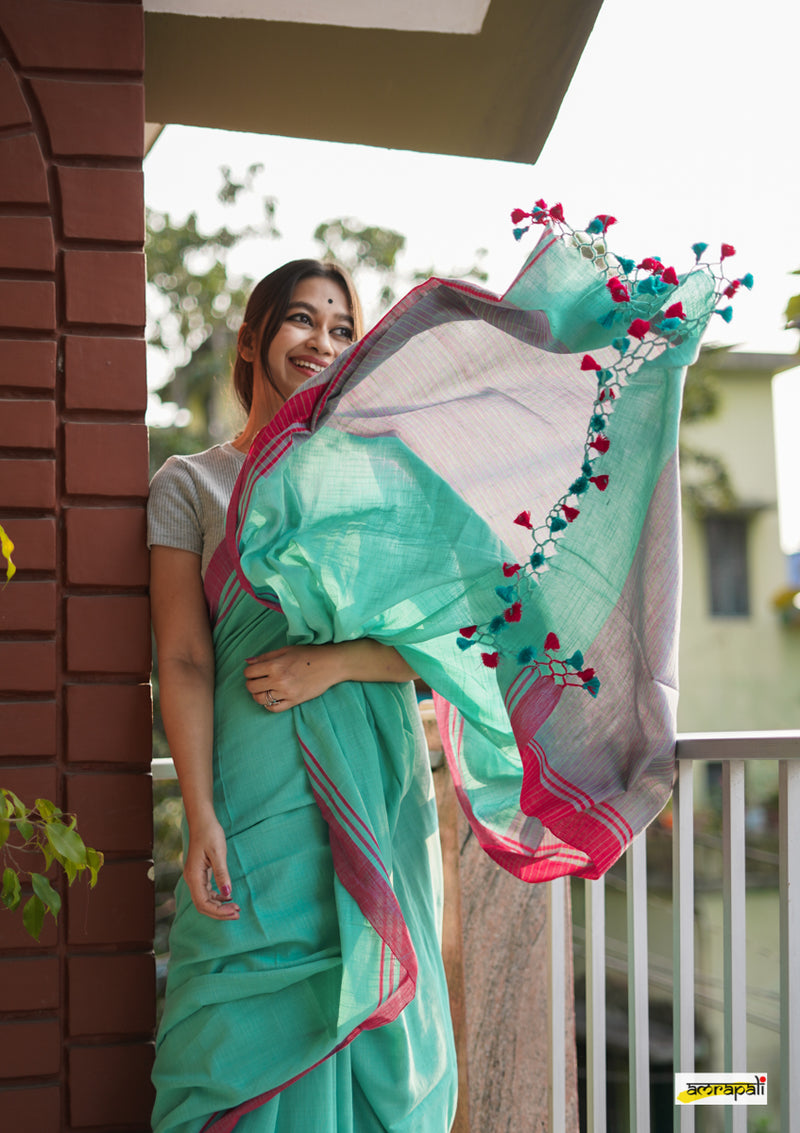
top-left (244, 641), bottom-right (417, 711)
top-left (244, 644), bottom-right (343, 712)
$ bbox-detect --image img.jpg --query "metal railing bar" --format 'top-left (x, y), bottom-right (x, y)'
top-left (722, 760), bottom-right (747, 1133)
top-left (548, 877), bottom-right (567, 1131)
top-left (676, 730), bottom-right (800, 761)
top-left (585, 875), bottom-right (606, 1133)
top-left (673, 759), bottom-right (695, 1133)
top-left (780, 758), bottom-right (800, 1133)
top-left (627, 834), bottom-right (650, 1133)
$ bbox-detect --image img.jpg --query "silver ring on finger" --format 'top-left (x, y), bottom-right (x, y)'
top-left (262, 690), bottom-right (280, 708)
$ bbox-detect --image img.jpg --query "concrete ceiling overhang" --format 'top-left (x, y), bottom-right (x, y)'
top-left (144, 0), bottom-right (603, 163)
top-left (144, 0), bottom-right (494, 36)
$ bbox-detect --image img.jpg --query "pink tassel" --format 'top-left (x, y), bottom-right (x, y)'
top-left (460, 625), bottom-right (477, 638)
top-left (578, 668), bottom-right (595, 682)
top-left (481, 652), bottom-right (500, 668)
top-left (581, 354), bottom-right (602, 371)
top-left (590, 475), bottom-right (609, 491)
top-left (661, 266), bottom-right (679, 286)
top-left (590, 435), bottom-right (610, 453)
top-left (504, 602), bottom-right (522, 623)
top-left (628, 318), bottom-right (650, 339)
top-left (544, 632), bottom-right (560, 652)
top-left (721, 243), bottom-right (736, 260)
top-left (665, 301), bottom-right (685, 319)
top-left (513, 511), bottom-right (533, 528)
top-left (561, 505), bottom-right (580, 522)
top-left (502, 562), bottom-right (521, 576)
top-left (510, 208), bottom-right (530, 224)
top-left (549, 202), bottom-right (565, 222)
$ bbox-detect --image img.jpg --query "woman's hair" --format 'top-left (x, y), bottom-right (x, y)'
top-left (232, 259), bottom-right (363, 414)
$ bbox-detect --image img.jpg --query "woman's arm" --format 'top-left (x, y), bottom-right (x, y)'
top-left (243, 640), bottom-right (417, 712)
top-left (150, 545), bottom-right (240, 920)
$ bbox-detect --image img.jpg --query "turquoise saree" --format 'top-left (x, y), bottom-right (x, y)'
top-left (152, 212), bottom-right (743, 1131)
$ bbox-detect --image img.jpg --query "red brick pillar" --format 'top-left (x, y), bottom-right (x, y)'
top-left (0, 3), bottom-right (154, 1130)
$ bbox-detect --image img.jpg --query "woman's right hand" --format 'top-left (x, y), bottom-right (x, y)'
top-left (183, 814), bottom-right (240, 921)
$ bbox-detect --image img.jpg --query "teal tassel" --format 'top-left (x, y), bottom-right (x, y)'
top-left (517, 646), bottom-right (535, 664)
top-left (457, 637), bottom-right (475, 650)
top-left (598, 369), bottom-right (613, 382)
top-left (716, 306), bottom-right (734, 323)
top-left (495, 585), bottom-right (515, 603)
top-left (581, 460), bottom-right (593, 477)
top-left (617, 256), bottom-right (635, 275)
top-left (549, 516), bottom-right (567, 533)
top-left (612, 336), bottom-right (630, 355)
top-left (513, 227), bottom-right (529, 241)
top-left (587, 218), bottom-right (603, 234)
top-left (489, 615), bottom-right (506, 632)
top-left (565, 650), bottom-right (584, 670)
top-left (583, 676), bottom-right (600, 697)
top-left (598, 310), bottom-right (616, 329)
top-left (637, 275), bottom-right (668, 296)
top-left (692, 242), bottom-right (708, 260)
top-left (569, 476), bottom-right (588, 494)
top-left (530, 550), bottom-right (545, 568)
top-left (741, 273), bottom-right (754, 289)
top-left (590, 414), bottom-right (606, 430)
top-left (657, 316), bottom-right (682, 332)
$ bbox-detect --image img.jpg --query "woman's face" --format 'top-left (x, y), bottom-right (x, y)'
top-left (264, 276), bottom-right (355, 400)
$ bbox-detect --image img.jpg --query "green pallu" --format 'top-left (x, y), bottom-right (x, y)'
top-left (152, 213), bottom-right (744, 1131)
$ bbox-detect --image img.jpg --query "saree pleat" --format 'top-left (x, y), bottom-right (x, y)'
top-left (153, 222), bottom-right (724, 1130)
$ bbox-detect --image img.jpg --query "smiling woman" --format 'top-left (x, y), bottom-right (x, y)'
top-left (146, 209), bottom-right (730, 1133)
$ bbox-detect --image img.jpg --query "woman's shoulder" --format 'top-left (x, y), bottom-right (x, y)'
top-left (151, 443), bottom-right (246, 488)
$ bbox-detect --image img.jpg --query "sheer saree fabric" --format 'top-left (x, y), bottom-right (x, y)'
top-left (153, 223), bottom-right (718, 1131)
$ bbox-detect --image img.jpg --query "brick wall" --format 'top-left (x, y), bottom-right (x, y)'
top-left (0, 2), bottom-right (153, 1129)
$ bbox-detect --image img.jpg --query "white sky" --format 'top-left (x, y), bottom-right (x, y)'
top-left (144, 0), bottom-right (800, 552)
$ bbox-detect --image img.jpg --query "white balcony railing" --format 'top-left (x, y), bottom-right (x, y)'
top-left (549, 730), bottom-right (800, 1133)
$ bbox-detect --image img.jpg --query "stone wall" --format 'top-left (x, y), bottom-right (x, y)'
top-left (0, 2), bottom-right (153, 1128)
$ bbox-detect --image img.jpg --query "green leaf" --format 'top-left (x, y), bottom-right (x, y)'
top-left (0, 815), bottom-right (9, 851)
top-left (785, 293), bottom-right (800, 327)
top-left (63, 857), bottom-right (79, 885)
top-left (3, 789), bottom-right (27, 820)
top-left (86, 847), bottom-right (104, 888)
top-left (31, 872), bottom-right (61, 918)
top-left (15, 817), bottom-right (34, 843)
top-left (35, 797), bottom-right (61, 822)
top-left (22, 893), bottom-right (45, 940)
top-left (45, 822), bottom-right (87, 866)
top-left (1, 867), bottom-right (21, 912)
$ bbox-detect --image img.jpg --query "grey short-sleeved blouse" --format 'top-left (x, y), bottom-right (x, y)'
top-left (147, 442), bottom-right (246, 579)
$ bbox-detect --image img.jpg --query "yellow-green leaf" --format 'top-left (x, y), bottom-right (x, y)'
top-left (22, 893), bottom-right (45, 940)
top-left (31, 872), bottom-right (61, 918)
top-left (63, 857), bottom-right (79, 885)
top-left (45, 821), bottom-right (87, 866)
top-left (1, 867), bottom-right (21, 911)
top-left (35, 798), bottom-right (61, 822)
top-left (0, 815), bottom-right (9, 852)
top-left (0, 523), bottom-right (15, 584)
top-left (86, 847), bottom-right (104, 887)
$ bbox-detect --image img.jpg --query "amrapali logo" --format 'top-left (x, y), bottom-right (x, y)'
top-left (675, 1073), bottom-right (767, 1105)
